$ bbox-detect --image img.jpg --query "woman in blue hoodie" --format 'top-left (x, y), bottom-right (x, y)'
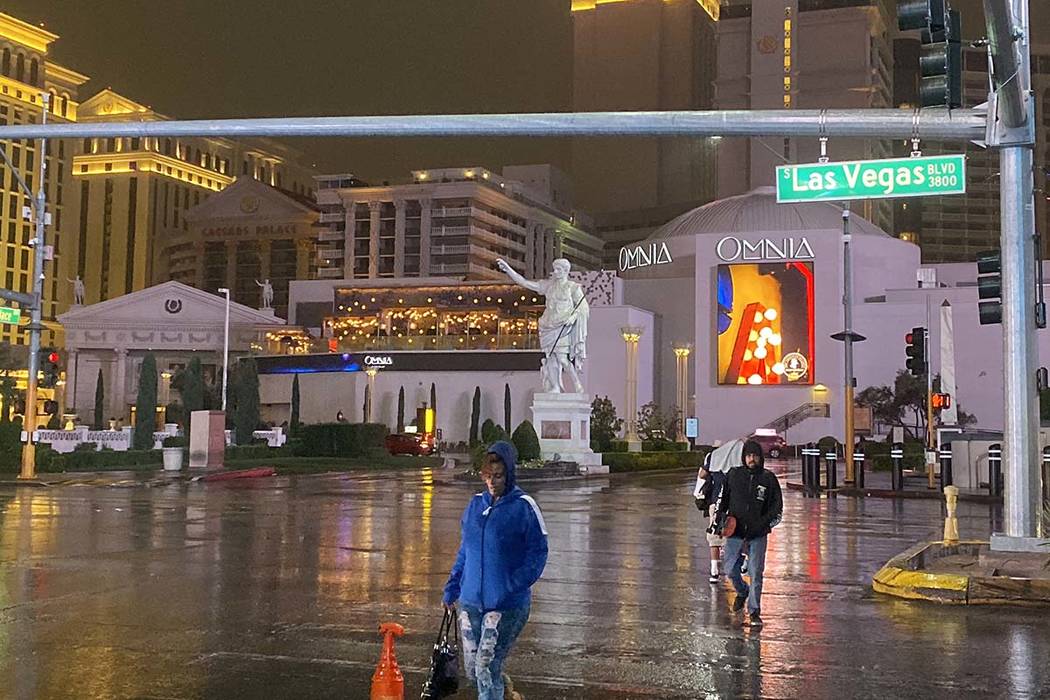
top-left (443, 441), bottom-right (549, 700)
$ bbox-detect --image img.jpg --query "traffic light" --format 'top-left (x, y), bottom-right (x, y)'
top-left (905, 326), bottom-right (927, 376)
top-left (898, 0), bottom-right (962, 108)
top-left (976, 249), bottom-right (1002, 325)
top-left (39, 348), bottom-right (60, 388)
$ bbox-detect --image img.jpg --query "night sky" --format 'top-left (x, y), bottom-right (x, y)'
top-left (4, 1), bottom-right (1045, 184)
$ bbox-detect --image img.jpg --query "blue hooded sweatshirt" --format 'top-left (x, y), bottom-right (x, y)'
top-left (443, 441), bottom-right (549, 612)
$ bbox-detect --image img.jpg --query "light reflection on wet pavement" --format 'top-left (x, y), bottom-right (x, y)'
top-left (0, 464), bottom-right (1046, 699)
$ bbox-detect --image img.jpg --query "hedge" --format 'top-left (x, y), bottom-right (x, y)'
top-left (641, 440), bottom-right (689, 452)
top-left (293, 423), bottom-right (388, 457)
top-left (602, 449), bottom-right (708, 472)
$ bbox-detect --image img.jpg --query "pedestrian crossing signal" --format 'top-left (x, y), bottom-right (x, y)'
top-left (931, 393), bottom-right (951, 410)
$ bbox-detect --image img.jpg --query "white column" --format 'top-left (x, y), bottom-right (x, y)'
top-left (368, 201), bottom-right (381, 278)
top-left (112, 348), bottom-right (128, 421)
top-left (342, 198), bottom-right (356, 278)
top-left (64, 349), bottom-right (78, 416)
top-left (394, 199), bottom-right (407, 277)
top-left (525, 222), bottom-right (536, 277)
top-left (419, 197), bottom-right (432, 276)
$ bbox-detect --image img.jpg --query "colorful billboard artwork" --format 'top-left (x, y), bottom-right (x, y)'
top-left (716, 262), bottom-right (815, 385)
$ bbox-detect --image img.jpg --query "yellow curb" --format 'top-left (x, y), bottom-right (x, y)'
top-left (872, 540), bottom-right (989, 604)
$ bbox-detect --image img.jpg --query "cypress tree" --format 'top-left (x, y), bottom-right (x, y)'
top-left (469, 386), bottom-right (481, 445)
top-left (504, 383), bottom-right (512, 433)
top-left (93, 369), bottom-right (105, 430)
top-left (290, 374), bottom-right (301, 436)
top-left (396, 386), bottom-right (405, 433)
top-left (430, 381), bottom-right (437, 426)
top-left (234, 358), bottom-right (260, 445)
top-left (133, 353), bottom-right (158, 450)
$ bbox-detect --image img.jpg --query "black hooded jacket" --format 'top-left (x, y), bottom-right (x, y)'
top-left (714, 441), bottom-right (783, 539)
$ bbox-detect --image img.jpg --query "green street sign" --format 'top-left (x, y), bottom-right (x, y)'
top-left (776, 154), bottom-right (966, 203)
top-left (0, 307), bottom-right (19, 325)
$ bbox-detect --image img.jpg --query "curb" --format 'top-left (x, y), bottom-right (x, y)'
top-left (787, 481), bottom-right (1002, 504)
top-left (191, 467), bottom-right (277, 483)
top-left (872, 540), bottom-right (1050, 606)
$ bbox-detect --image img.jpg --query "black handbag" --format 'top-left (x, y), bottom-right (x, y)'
top-left (420, 606), bottom-right (460, 699)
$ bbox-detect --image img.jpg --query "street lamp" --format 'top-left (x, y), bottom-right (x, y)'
top-left (672, 343), bottom-right (693, 442)
top-left (218, 288), bottom-right (230, 412)
top-left (620, 326), bottom-right (644, 451)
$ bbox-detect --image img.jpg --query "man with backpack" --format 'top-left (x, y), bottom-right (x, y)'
top-left (713, 439), bottom-right (783, 627)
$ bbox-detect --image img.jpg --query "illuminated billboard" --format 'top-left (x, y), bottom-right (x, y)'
top-left (716, 262), bottom-right (814, 385)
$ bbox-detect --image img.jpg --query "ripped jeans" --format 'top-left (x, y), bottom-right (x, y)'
top-left (458, 604), bottom-right (530, 700)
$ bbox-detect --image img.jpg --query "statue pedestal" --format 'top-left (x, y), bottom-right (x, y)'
top-left (530, 392), bottom-right (606, 473)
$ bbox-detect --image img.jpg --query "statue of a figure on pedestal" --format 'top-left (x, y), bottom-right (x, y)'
top-left (256, 279), bottom-right (274, 310)
top-left (496, 258), bottom-right (589, 393)
top-left (68, 276), bottom-right (85, 306)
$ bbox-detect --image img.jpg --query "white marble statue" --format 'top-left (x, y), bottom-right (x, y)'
top-left (256, 279), bottom-right (274, 310)
top-left (496, 258), bottom-right (589, 393)
top-left (68, 276), bottom-right (85, 306)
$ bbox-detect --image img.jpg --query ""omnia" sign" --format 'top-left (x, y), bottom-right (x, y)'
top-left (716, 236), bottom-right (815, 263)
top-left (619, 242), bottom-right (673, 272)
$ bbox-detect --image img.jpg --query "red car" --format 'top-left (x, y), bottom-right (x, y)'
top-left (749, 432), bottom-right (788, 459)
top-left (385, 432), bottom-right (435, 456)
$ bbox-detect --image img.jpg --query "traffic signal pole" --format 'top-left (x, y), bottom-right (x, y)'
top-left (985, 0), bottom-right (1043, 546)
top-left (19, 94), bottom-right (49, 480)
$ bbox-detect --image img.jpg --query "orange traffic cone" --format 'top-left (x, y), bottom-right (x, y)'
top-left (370, 622), bottom-right (405, 700)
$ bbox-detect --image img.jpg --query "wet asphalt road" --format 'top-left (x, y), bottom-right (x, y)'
top-left (0, 464), bottom-right (1046, 700)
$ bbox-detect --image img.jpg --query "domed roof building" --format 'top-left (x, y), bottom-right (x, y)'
top-left (617, 187), bottom-right (921, 444)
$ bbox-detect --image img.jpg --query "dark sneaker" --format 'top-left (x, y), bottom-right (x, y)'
top-left (741, 558), bottom-right (749, 575)
top-left (708, 572), bottom-right (720, 584)
top-left (733, 590), bottom-right (749, 612)
top-left (749, 611), bottom-right (764, 627)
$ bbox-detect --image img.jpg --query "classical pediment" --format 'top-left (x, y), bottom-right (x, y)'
top-left (185, 176), bottom-right (318, 224)
top-left (58, 281), bottom-right (286, 329)
top-left (78, 88), bottom-right (159, 120)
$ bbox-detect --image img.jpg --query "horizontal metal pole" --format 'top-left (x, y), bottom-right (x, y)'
top-left (0, 109), bottom-right (986, 141)
top-left (0, 287), bottom-right (36, 308)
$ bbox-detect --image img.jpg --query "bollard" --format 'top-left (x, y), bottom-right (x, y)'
top-left (825, 450), bottom-right (838, 491)
top-left (890, 443), bottom-right (904, 492)
top-left (939, 446), bottom-right (953, 490)
top-left (988, 443), bottom-right (1002, 497)
top-left (371, 622), bottom-right (405, 700)
top-left (802, 443), bottom-right (816, 492)
top-left (1043, 447), bottom-right (1050, 505)
top-left (853, 450), bottom-right (865, 489)
top-left (943, 485), bottom-right (960, 544)
top-left (800, 445), bottom-right (810, 490)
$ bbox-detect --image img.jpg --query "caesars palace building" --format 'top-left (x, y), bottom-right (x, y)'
top-left (60, 184), bottom-right (1050, 446)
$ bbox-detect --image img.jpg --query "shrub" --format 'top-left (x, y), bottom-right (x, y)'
top-left (590, 396), bottom-right (624, 452)
top-left (294, 423), bottom-right (389, 457)
top-left (601, 449), bottom-right (706, 472)
top-left (481, 419), bottom-right (510, 445)
top-left (512, 420), bottom-right (541, 461)
top-left (609, 440), bottom-right (628, 453)
top-left (162, 436), bottom-right (187, 448)
top-left (642, 440), bottom-right (688, 452)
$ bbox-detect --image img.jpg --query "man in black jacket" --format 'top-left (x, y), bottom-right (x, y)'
top-left (714, 440), bottom-right (783, 627)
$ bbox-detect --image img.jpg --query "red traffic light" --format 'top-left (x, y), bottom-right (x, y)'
top-left (47, 351), bottom-right (59, 364)
top-left (905, 332), bottom-right (914, 344)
